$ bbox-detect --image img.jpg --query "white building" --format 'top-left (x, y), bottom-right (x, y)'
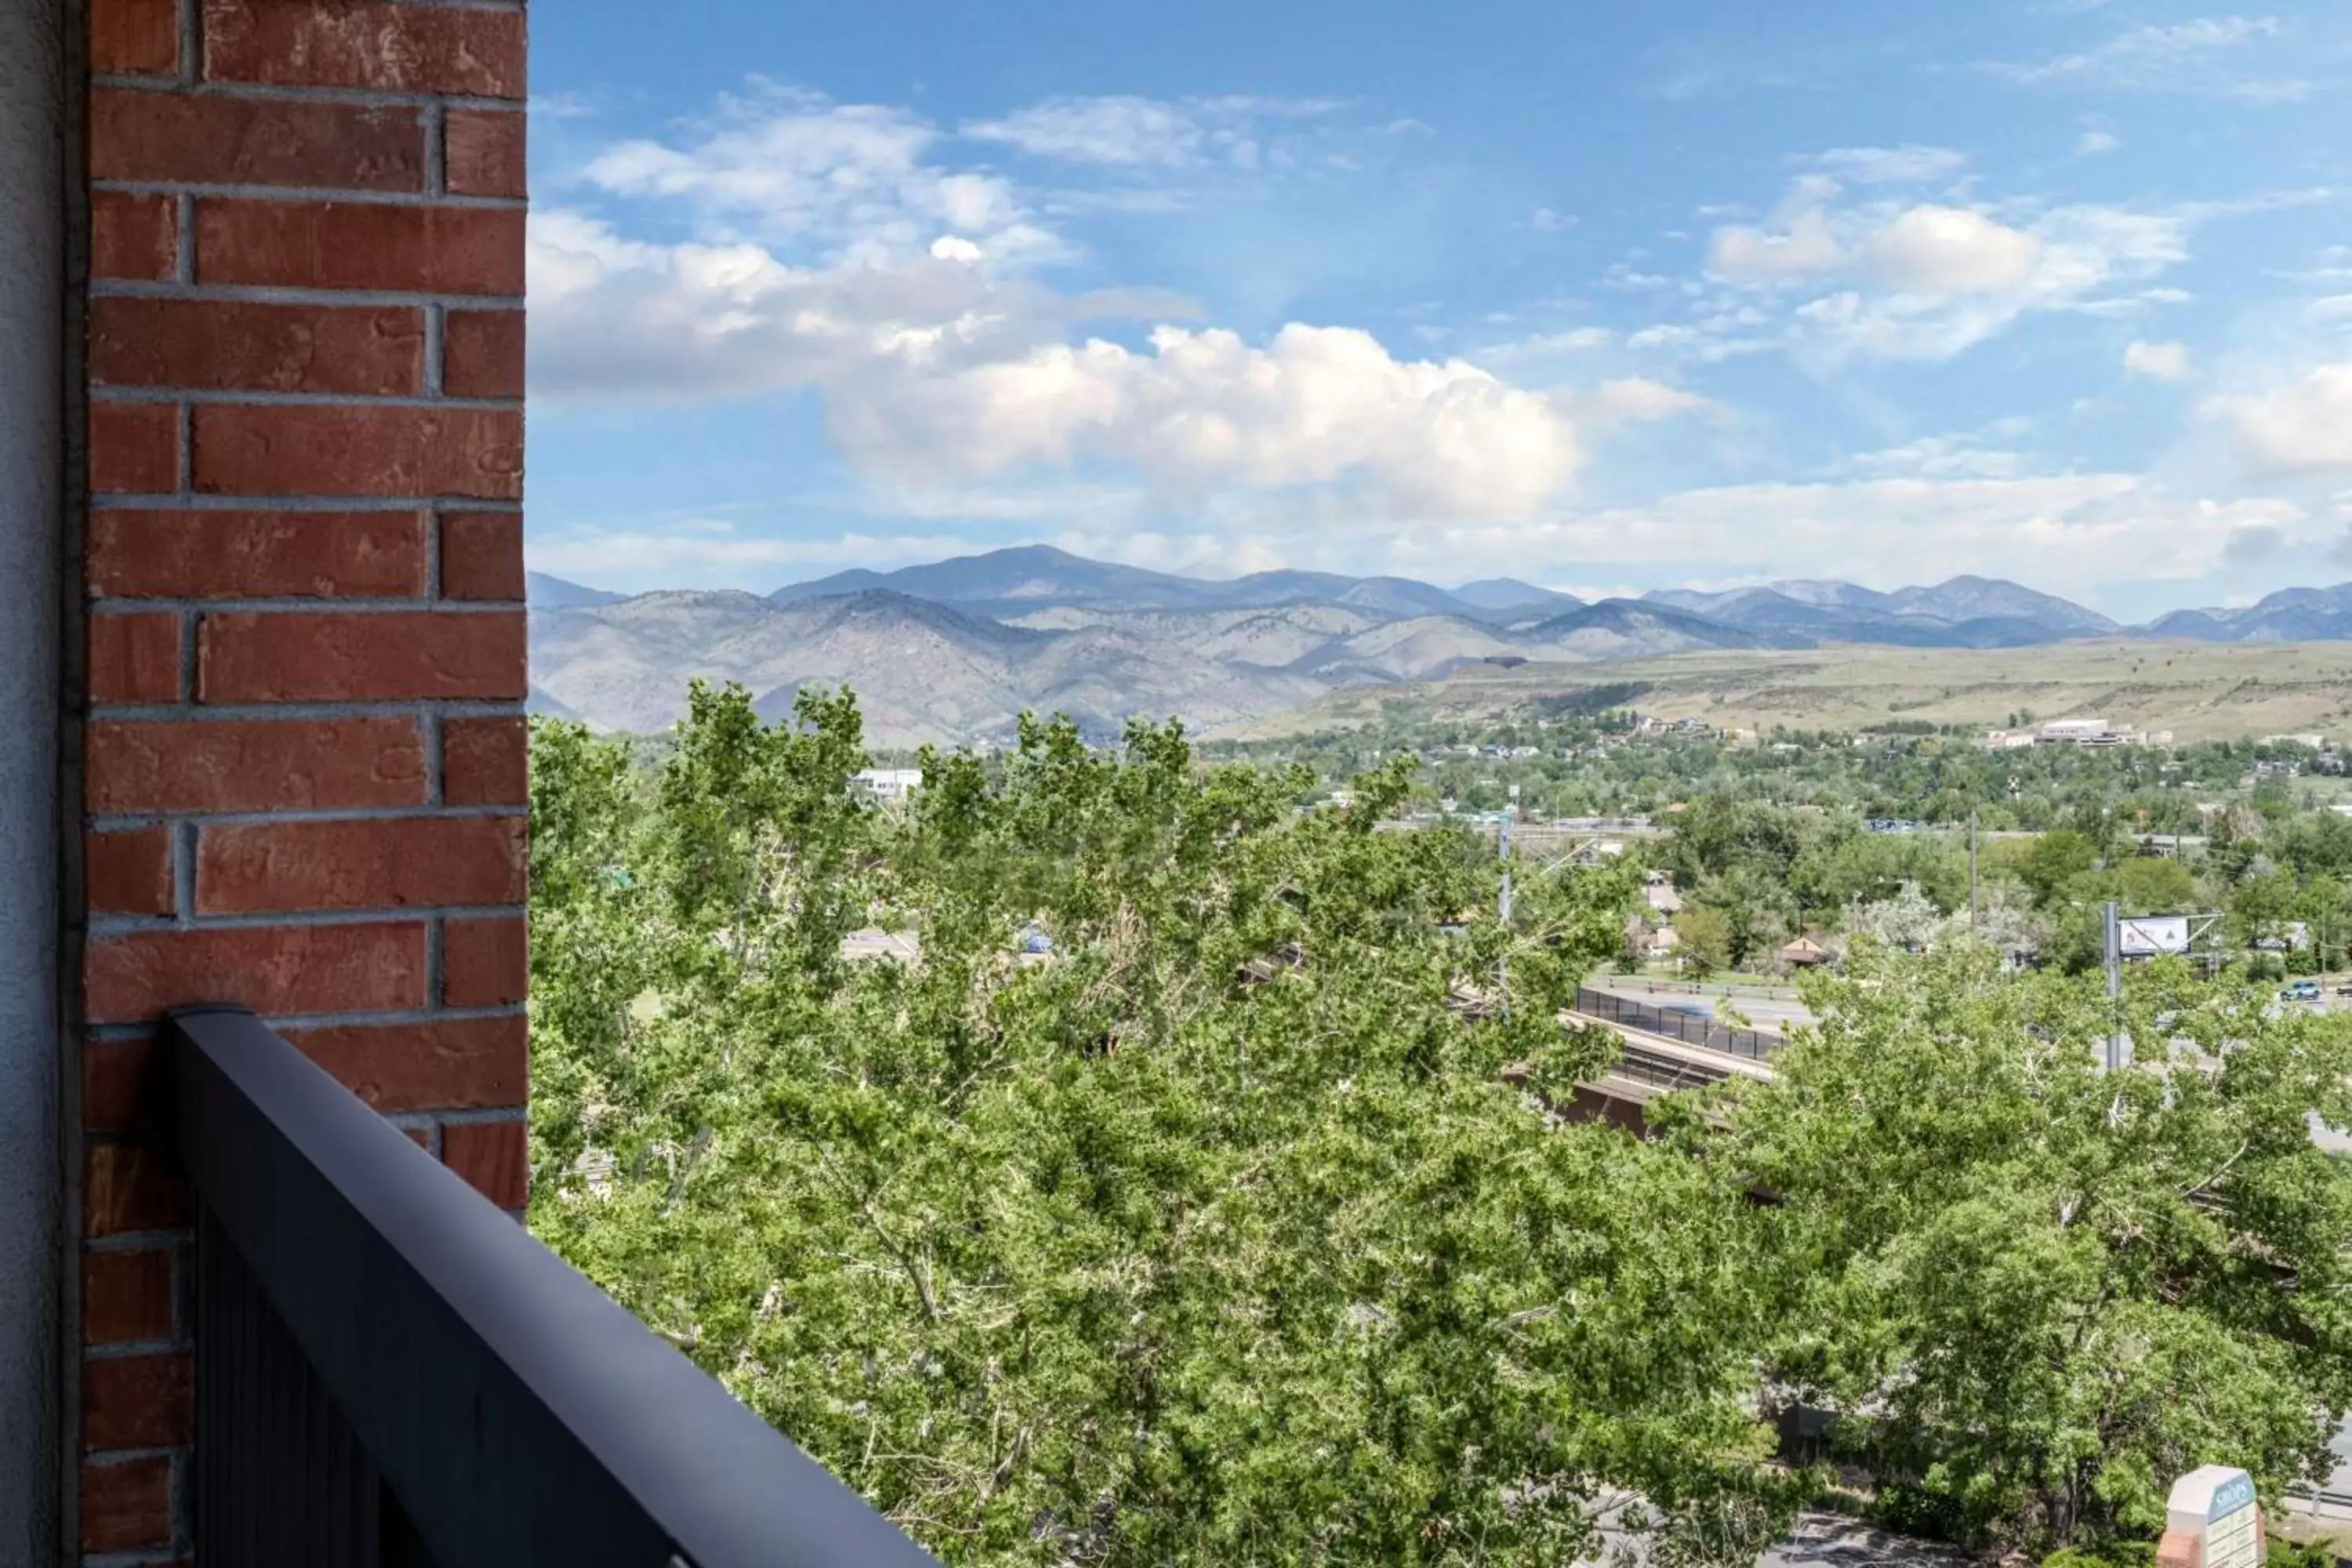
top-left (2038, 717), bottom-right (2118, 745)
top-left (851, 767), bottom-right (924, 804)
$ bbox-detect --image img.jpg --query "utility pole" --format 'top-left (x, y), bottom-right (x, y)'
top-left (2103, 899), bottom-right (2123, 1073)
top-left (1497, 786), bottom-right (1516, 1019)
top-left (1969, 806), bottom-right (1980, 929)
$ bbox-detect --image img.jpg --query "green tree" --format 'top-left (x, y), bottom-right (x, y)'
top-left (2015, 831), bottom-right (2100, 908)
top-left (1726, 944), bottom-right (2352, 1552)
top-left (530, 688), bottom-right (1781, 1567)
top-left (2114, 856), bottom-right (2194, 916)
top-left (1675, 905), bottom-right (1733, 975)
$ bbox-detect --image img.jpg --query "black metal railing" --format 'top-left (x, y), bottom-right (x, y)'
top-left (170, 1005), bottom-right (941, 1568)
top-left (1573, 986), bottom-right (1785, 1062)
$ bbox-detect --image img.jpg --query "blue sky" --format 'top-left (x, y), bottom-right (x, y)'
top-left (524, 1), bottom-right (2352, 619)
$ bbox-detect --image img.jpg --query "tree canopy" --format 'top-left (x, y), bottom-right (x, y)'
top-left (530, 685), bottom-right (1777, 1566)
top-left (528, 687), bottom-right (2352, 1566)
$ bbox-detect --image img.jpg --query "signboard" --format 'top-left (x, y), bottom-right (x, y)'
top-left (2120, 916), bottom-right (2194, 956)
top-left (2165, 1466), bottom-right (2259, 1568)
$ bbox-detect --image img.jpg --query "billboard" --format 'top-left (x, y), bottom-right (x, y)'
top-left (2118, 915), bottom-right (2193, 956)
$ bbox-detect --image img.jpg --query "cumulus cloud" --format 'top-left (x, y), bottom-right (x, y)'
top-left (1694, 180), bottom-right (2190, 361)
top-left (579, 86), bottom-right (1058, 265)
top-left (1863, 205), bottom-right (2045, 294)
top-left (822, 324), bottom-right (1588, 517)
top-left (2208, 361), bottom-right (2352, 474)
top-left (531, 84), bottom-right (1690, 521)
top-left (2122, 339), bottom-right (2194, 380)
top-left (1707, 178), bottom-right (1849, 281)
top-left (530, 226), bottom-right (1610, 518)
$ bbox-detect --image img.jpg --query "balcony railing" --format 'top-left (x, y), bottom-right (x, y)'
top-left (170, 1005), bottom-right (941, 1567)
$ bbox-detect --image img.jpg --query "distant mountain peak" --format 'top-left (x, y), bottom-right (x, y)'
top-left (526, 572), bottom-right (627, 611)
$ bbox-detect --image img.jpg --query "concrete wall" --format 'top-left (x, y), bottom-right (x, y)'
top-left (0, 0), bottom-right (67, 1559)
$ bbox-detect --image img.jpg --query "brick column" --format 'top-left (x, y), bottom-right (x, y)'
top-left (73, 0), bottom-right (527, 1557)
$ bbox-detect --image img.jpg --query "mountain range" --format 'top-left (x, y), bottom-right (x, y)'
top-left (524, 547), bottom-right (2348, 745)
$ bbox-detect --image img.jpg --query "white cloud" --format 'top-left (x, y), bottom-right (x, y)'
top-left (532, 208), bottom-right (1616, 517)
top-left (1036, 475), bottom-right (2313, 601)
top-left (1993, 15), bottom-right (2309, 100)
top-left (2208, 361), bottom-right (2352, 474)
top-left (1707, 179), bottom-right (1849, 281)
top-left (1810, 144), bottom-right (1969, 184)
top-left (824, 324), bottom-right (1588, 517)
top-left (1863, 205), bottom-right (2045, 294)
top-left (2122, 339), bottom-right (2194, 380)
top-left (2074, 126), bottom-right (2124, 156)
top-left (580, 86), bottom-right (1058, 266)
top-left (1579, 378), bottom-right (1718, 424)
top-left (1530, 206), bottom-right (1575, 233)
top-left (532, 83), bottom-right (1719, 525)
top-left (1686, 171), bottom-right (2193, 362)
top-left (1852, 436), bottom-right (2027, 479)
top-left (961, 94), bottom-right (1339, 169)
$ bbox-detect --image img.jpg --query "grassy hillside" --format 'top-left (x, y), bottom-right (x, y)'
top-left (1222, 639), bottom-right (2352, 742)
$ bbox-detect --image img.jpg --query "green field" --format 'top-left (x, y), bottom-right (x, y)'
top-left (1226, 639), bottom-right (2352, 743)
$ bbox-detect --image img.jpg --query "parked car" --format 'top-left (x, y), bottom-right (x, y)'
top-left (2280, 980), bottom-right (2321, 1002)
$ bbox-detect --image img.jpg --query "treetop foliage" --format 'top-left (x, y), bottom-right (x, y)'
top-left (529, 684), bottom-right (2352, 1566)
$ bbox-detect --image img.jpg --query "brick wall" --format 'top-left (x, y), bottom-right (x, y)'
top-left (74, 0), bottom-right (527, 1557)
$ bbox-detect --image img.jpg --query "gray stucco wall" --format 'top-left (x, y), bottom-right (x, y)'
top-left (0, 0), bottom-right (65, 1558)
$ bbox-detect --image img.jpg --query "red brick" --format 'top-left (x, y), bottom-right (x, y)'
top-left (286, 1014), bottom-right (525, 1112)
top-left (205, 0), bottom-right (526, 97)
top-left (442, 310), bottom-right (523, 399)
top-left (82, 1352), bottom-right (192, 1450)
top-left (90, 89), bottom-right (423, 192)
top-left (90, 191), bottom-right (177, 281)
top-left (83, 1249), bottom-right (176, 1346)
top-left (445, 108), bottom-right (525, 199)
top-left (197, 200), bottom-right (523, 294)
top-left (85, 1143), bottom-right (190, 1238)
top-left (442, 714), bottom-right (527, 804)
top-left (199, 610), bottom-right (524, 701)
top-left (90, 510), bottom-right (428, 599)
top-left (93, 298), bottom-right (423, 396)
top-left (86, 827), bottom-right (174, 916)
top-left (443, 1120), bottom-right (527, 1208)
top-left (81, 1454), bottom-right (175, 1552)
top-left (89, 717), bottom-right (427, 813)
top-left (445, 914), bottom-right (525, 1007)
top-left (440, 510), bottom-right (522, 601)
top-left (84, 920), bottom-right (427, 1025)
top-left (91, 0), bottom-right (178, 74)
top-left (84, 1036), bottom-right (165, 1136)
top-left (197, 815), bottom-right (526, 913)
top-left (89, 612), bottom-right (181, 705)
top-left (192, 404), bottom-right (522, 499)
top-left (89, 401), bottom-right (177, 495)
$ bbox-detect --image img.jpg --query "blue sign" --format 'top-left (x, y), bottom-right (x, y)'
top-left (2211, 1473), bottom-right (2256, 1519)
